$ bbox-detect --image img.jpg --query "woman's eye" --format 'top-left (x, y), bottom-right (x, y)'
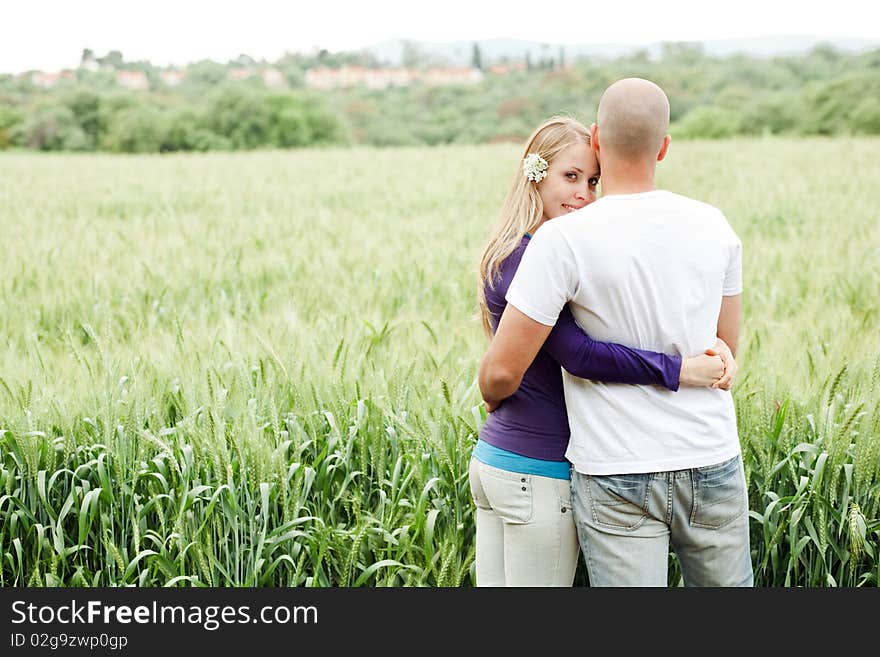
top-left (566, 172), bottom-right (578, 180)
top-left (588, 177), bottom-right (599, 186)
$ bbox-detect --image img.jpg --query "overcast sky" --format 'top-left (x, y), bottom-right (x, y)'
top-left (4, 0), bottom-right (880, 73)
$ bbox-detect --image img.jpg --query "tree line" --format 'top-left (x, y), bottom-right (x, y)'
top-left (1, 43), bottom-right (879, 152)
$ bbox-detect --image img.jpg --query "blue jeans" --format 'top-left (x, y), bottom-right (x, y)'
top-left (570, 454), bottom-right (753, 587)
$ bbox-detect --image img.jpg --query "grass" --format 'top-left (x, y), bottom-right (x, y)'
top-left (0, 138), bottom-right (878, 586)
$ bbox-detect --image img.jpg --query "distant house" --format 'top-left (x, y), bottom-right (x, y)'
top-left (420, 67), bottom-right (483, 86)
top-left (260, 68), bottom-right (286, 88)
top-left (488, 62), bottom-right (527, 75)
top-left (369, 68), bottom-right (415, 89)
top-left (30, 70), bottom-right (75, 88)
top-left (305, 66), bottom-right (375, 90)
top-left (160, 69), bottom-right (187, 87)
top-left (228, 67), bottom-right (254, 81)
top-left (304, 65), bottom-right (480, 90)
top-left (117, 70), bottom-right (149, 90)
top-left (224, 67), bottom-right (287, 88)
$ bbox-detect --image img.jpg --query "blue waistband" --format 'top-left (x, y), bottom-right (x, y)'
top-left (473, 439), bottom-right (570, 480)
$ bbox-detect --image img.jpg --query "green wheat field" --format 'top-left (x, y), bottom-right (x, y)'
top-left (1, 138), bottom-right (879, 587)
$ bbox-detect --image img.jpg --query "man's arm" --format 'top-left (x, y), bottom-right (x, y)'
top-left (717, 294), bottom-right (741, 357)
top-left (712, 294), bottom-right (742, 389)
top-left (478, 304), bottom-right (553, 409)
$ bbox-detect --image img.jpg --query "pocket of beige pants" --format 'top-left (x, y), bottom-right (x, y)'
top-left (477, 462), bottom-right (533, 524)
top-left (469, 457), bottom-right (491, 510)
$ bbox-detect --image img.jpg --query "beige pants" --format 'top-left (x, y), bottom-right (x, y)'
top-left (469, 457), bottom-right (579, 587)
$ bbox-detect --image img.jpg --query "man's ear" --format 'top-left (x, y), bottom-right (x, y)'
top-left (589, 123), bottom-right (600, 154)
top-left (657, 134), bottom-right (671, 161)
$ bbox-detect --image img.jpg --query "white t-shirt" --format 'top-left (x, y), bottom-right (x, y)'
top-left (506, 190), bottom-right (743, 475)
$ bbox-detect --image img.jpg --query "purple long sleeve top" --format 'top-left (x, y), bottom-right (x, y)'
top-left (479, 235), bottom-right (682, 461)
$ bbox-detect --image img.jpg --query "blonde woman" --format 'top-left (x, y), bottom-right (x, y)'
top-left (471, 116), bottom-right (735, 586)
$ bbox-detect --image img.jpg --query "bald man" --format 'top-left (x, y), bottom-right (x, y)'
top-left (478, 78), bottom-right (751, 587)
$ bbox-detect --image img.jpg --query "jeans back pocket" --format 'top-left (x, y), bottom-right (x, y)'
top-left (690, 455), bottom-right (746, 529)
top-left (586, 473), bottom-right (650, 530)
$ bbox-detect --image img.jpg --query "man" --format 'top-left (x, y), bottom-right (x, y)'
top-left (478, 78), bottom-right (751, 586)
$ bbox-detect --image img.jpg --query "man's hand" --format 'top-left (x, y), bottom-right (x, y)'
top-left (705, 337), bottom-right (737, 390)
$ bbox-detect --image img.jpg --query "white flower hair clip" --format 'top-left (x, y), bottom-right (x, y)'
top-left (522, 153), bottom-right (549, 183)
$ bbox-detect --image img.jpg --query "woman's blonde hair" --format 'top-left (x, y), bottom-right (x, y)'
top-left (477, 116), bottom-right (591, 337)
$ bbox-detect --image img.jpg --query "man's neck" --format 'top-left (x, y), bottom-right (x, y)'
top-left (596, 159), bottom-right (658, 196)
top-left (600, 180), bottom-right (657, 195)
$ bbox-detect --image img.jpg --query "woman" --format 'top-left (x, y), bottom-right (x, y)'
top-left (470, 116), bottom-right (735, 586)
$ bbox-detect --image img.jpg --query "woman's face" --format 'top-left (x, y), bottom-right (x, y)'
top-left (538, 142), bottom-right (600, 221)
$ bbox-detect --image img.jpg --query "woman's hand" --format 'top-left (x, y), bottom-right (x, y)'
top-left (679, 338), bottom-right (737, 390)
top-left (705, 337), bottom-right (737, 390)
top-left (679, 353), bottom-right (724, 387)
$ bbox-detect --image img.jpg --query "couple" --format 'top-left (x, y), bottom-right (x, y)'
top-left (471, 78), bottom-right (752, 587)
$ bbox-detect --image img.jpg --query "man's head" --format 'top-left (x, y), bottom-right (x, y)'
top-left (592, 78), bottom-right (671, 165)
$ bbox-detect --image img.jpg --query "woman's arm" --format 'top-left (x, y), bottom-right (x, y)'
top-left (543, 305), bottom-right (724, 391)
